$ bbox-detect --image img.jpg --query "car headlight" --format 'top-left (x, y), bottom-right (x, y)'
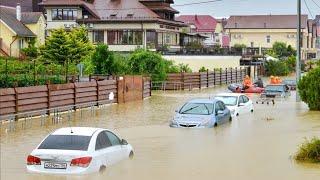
top-left (171, 119), bottom-right (178, 125)
top-left (201, 117), bottom-right (212, 126)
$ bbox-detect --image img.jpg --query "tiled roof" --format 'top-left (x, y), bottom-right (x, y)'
top-left (0, 6), bottom-right (36, 37)
top-left (40, 0), bottom-right (186, 26)
top-left (0, 0), bottom-right (34, 12)
top-left (176, 15), bottom-right (217, 32)
top-left (21, 12), bottom-right (42, 24)
top-left (225, 15), bottom-right (308, 29)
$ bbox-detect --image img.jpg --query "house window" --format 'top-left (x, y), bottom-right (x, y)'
top-left (146, 30), bottom-right (157, 49)
top-left (92, 30), bottom-right (104, 44)
top-left (52, 9), bottom-right (77, 20)
top-left (107, 30), bottom-right (143, 45)
top-left (266, 35), bottom-right (271, 43)
top-left (18, 39), bottom-right (24, 49)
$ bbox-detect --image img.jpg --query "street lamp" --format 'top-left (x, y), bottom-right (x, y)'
top-left (296, 0), bottom-right (301, 102)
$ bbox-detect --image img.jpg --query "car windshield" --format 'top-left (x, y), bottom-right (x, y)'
top-left (38, 135), bottom-right (92, 151)
top-left (215, 96), bottom-right (238, 106)
top-left (179, 103), bottom-right (214, 115)
top-left (265, 85), bottom-right (284, 92)
top-left (283, 80), bottom-right (295, 85)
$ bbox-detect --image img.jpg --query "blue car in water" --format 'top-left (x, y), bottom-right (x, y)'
top-left (170, 99), bottom-right (232, 128)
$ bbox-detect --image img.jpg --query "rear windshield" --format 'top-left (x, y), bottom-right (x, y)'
top-left (215, 96), bottom-right (238, 106)
top-left (38, 135), bottom-right (91, 151)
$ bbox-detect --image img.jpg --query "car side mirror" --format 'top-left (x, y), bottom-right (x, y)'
top-left (175, 109), bottom-right (179, 113)
top-left (217, 110), bottom-right (224, 115)
top-left (238, 103), bottom-right (245, 107)
top-left (121, 139), bottom-right (128, 145)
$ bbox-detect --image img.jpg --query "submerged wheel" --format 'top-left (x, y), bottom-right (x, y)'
top-left (99, 165), bottom-right (107, 172)
top-left (129, 151), bottom-right (134, 159)
top-left (229, 116), bottom-right (232, 121)
top-left (214, 123), bottom-right (218, 127)
top-left (251, 109), bottom-right (254, 113)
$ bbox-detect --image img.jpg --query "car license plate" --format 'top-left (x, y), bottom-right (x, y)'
top-left (44, 162), bottom-right (67, 169)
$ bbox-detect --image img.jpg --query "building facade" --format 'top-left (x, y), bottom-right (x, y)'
top-left (176, 15), bottom-right (218, 47)
top-left (225, 15), bottom-right (316, 59)
top-left (0, 5), bottom-right (45, 58)
top-left (40, 0), bottom-right (186, 52)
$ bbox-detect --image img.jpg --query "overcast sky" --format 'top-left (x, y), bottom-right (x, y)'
top-left (174, 0), bottom-right (319, 18)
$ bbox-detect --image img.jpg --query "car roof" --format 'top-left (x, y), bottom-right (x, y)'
top-left (187, 98), bottom-right (216, 104)
top-left (51, 127), bottom-right (104, 136)
top-left (216, 93), bottom-right (242, 97)
top-left (266, 84), bottom-right (285, 86)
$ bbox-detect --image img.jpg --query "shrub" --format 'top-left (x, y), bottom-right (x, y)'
top-left (298, 67), bottom-right (320, 110)
top-left (265, 60), bottom-right (290, 76)
top-left (295, 137), bottom-right (320, 163)
top-left (128, 49), bottom-right (168, 81)
top-left (21, 38), bottom-right (38, 59)
top-left (233, 44), bottom-right (246, 52)
top-left (199, 67), bottom-right (207, 72)
top-left (91, 44), bottom-right (115, 75)
top-left (178, 63), bottom-right (192, 73)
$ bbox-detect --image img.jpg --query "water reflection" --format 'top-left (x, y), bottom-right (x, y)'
top-left (1, 86), bottom-right (320, 180)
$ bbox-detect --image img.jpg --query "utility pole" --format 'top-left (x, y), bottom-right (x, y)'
top-left (296, 0), bottom-right (301, 102)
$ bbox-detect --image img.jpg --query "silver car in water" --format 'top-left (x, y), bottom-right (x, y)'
top-left (170, 99), bottom-right (232, 128)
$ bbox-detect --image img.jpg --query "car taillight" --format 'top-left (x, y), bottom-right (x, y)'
top-left (70, 157), bottom-right (92, 168)
top-left (27, 155), bottom-right (41, 165)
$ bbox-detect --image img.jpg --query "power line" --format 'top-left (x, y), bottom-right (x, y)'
top-left (303, 0), bottom-right (314, 19)
top-left (93, 0), bottom-right (223, 11)
top-left (173, 0), bottom-right (223, 7)
top-left (310, 0), bottom-right (320, 10)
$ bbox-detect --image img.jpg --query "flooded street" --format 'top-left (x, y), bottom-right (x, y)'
top-left (1, 86), bottom-right (320, 180)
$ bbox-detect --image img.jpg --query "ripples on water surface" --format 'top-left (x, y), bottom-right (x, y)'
top-left (1, 86), bottom-right (320, 180)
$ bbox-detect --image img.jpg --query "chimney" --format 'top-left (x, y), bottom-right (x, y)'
top-left (16, 3), bottom-right (21, 21)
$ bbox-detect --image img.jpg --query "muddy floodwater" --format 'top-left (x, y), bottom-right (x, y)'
top-left (1, 86), bottom-right (320, 180)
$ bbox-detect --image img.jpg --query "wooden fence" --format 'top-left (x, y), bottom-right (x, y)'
top-left (0, 77), bottom-right (151, 118)
top-left (161, 67), bottom-right (249, 90)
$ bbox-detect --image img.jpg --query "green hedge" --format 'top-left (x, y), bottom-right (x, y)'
top-left (298, 67), bottom-right (320, 110)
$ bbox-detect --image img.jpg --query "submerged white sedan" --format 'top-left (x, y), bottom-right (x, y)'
top-left (214, 93), bottom-right (254, 116)
top-left (27, 127), bottom-right (133, 175)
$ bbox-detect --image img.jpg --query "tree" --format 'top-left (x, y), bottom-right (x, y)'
top-left (21, 38), bottom-right (38, 59)
top-left (40, 28), bottom-right (70, 64)
top-left (127, 49), bottom-right (168, 81)
top-left (91, 44), bottom-right (115, 75)
top-left (298, 67), bottom-right (320, 110)
top-left (265, 60), bottom-right (290, 76)
top-left (270, 42), bottom-right (296, 58)
top-left (40, 27), bottom-right (94, 81)
top-left (68, 27), bottom-right (93, 64)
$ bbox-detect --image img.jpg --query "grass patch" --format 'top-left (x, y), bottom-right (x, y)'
top-left (295, 137), bottom-right (320, 163)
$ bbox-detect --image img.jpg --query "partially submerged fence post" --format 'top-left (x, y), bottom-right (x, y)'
top-left (235, 67), bottom-right (238, 82)
top-left (199, 72), bottom-right (201, 89)
top-left (225, 68), bottom-right (228, 84)
top-left (207, 69), bottom-right (209, 88)
top-left (220, 68), bottom-right (222, 85)
top-left (181, 72), bottom-right (185, 90)
top-left (14, 87), bottom-right (18, 121)
top-left (213, 69), bottom-right (216, 85)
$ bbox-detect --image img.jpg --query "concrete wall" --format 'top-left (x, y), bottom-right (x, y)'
top-left (163, 55), bottom-right (241, 72)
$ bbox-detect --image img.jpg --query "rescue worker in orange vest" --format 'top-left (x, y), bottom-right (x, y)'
top-left (275, 76), bottom-right (282, 84)
top-left (242, 75), bottom-right (252, 90)
top-left (270, 76), bottom-right (276, 84)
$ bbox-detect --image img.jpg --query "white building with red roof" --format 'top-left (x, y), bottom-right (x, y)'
top-left (176, 15), bottom-right (224, 47)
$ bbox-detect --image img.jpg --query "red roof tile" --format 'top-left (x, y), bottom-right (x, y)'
top-left (176, 15), bottom-right (217, 32)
